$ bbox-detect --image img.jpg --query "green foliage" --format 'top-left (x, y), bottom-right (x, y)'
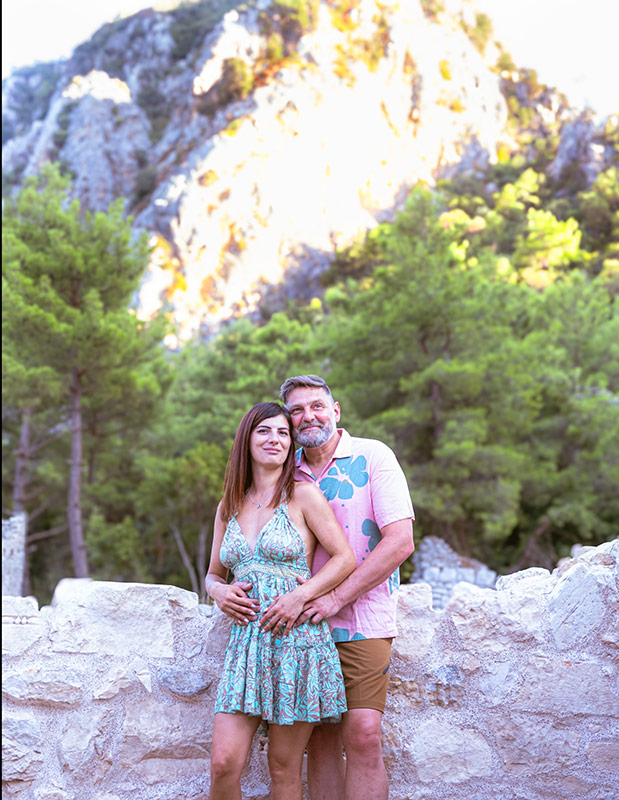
top-left (315, 183), bottom-right (617, 570)
top-left (419, 0), bottom-right (445, 20)
top-left (461, 12), bottom-right (493, 55)
top-left (170, 0), bottom-right (241, 61)
top-left (259, 0), bottom-right (320, 58)
top-left (197, 57), bottom-right (255, 117)
top-left (2, 164), bottom-right (170, 592)
top-left (86, 511), bottom-right (149, 581)
top-left (132, 166), bottom-right (158, 207)
top-left (3, 87), bottom-right (617, 596)
top-left (136, 85), bottom-right (170, 143)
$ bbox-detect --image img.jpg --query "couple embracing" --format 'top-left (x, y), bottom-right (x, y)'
top-left (205, 374), bottom-right (415, 800)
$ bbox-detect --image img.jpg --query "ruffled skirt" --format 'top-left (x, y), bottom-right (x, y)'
top-left (214, 617), bottom-right (347, 725)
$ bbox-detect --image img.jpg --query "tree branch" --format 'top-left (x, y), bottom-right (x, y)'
top-left (171, 524), bottom-right (199, 595)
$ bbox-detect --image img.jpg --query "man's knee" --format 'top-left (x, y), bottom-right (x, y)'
top-left (342, 712), bottom-right (383, 760)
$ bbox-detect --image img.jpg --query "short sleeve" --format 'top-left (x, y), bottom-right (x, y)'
top-left (367, 441), bottom-right (414, 530)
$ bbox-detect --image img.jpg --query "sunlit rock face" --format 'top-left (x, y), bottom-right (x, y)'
top-left (0, 0), bottom-right (606, 340)
top-left (2, 539), bottom-right (617, 799)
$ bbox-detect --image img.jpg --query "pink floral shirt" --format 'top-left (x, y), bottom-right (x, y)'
top-left (294, 429), bottom-right (414, 642)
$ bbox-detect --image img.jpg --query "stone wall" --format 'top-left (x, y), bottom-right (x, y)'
top-left (408, 534), bottom-right (497, 609)
top-left (2, 539), bottom-right (618, 800)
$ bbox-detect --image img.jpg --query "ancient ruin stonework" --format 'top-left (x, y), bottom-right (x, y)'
top-left (2, 539), bottom-right (618, 800)
top-left (2, 513), bottom-right (26, 597)
top-left (408, 534), bottom-right (497, 608)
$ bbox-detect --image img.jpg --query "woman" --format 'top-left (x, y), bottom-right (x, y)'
top-left (205, 401), bottom-right (355, 800)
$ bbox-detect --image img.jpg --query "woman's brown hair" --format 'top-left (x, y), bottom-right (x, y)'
top-left (219, 402), bottom-right (296, 523)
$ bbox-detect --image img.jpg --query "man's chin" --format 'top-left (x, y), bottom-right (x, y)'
top-left (296, 432), bottom-right (327, 448)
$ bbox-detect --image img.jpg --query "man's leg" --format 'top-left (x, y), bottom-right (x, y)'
top-left (341, 708), bottom-right (387, 800)
top-left (306, 722), bottom-right (345, 800)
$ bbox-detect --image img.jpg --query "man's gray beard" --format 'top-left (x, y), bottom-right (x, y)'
top-left (295, 419), bottom-right (335, 448)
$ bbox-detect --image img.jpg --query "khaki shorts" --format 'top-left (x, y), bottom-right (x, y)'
top-left (336, 638), bottom-right (393, 713)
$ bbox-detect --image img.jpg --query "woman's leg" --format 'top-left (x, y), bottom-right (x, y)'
top-left (267, 720), bottom-right (315, 800)
top-left (209, 712), bottom-right (261, 800)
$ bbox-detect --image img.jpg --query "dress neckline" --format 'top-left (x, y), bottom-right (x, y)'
top-left (233, 500), bottom-right (285, 557)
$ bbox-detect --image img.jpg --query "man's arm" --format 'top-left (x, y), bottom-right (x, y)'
top-left (299, 518), bottom-right (414, 624)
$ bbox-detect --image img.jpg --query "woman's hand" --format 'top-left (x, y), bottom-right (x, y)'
top-left (260, 587), bottom-right (307, 635)
top-left (211, 580), bottom-right (259, 625)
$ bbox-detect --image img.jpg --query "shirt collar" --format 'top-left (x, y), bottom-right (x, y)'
top-left (295, 428), bottom-right (352, 472)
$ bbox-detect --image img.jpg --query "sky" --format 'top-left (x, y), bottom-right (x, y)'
top-left (1, 0), bottom-right (618, 118)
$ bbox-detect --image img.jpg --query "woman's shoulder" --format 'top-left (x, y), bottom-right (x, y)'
top-left (292, 480), bottom-right (323, 503)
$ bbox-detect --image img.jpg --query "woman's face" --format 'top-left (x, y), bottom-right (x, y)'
top-left (249, 414), bottom-right (291, 467)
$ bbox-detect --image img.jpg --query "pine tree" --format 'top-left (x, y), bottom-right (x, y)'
top-left (2, 164), bottom-right (167, 579)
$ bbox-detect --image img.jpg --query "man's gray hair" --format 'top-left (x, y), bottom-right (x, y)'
top-left (279, 374), bottom-right (334, 406)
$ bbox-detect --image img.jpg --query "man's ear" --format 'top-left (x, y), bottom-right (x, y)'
top-left (333, 401), bottom-right (341, 423)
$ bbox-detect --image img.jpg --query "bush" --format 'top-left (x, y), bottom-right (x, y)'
top-left (197, 58), bottom-right (254, 116)
top-left (132, 166), bottom-right (158, 206)
top-left (170, 0), bottom-right (239, 61)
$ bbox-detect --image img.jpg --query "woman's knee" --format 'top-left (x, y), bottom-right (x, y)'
top-left (211, 746), bottom-right (244, 783)
top-left (267, 743), bottom-right (302, 780)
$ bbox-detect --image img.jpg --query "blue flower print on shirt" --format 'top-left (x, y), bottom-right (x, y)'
top-left (331, 627), bottom-right (366, 643)
top-left (388, 568), bottom-right (400, 595)
top-left (319, 456), bottom-right (369, 501)
top-left (361, 518), bottom-right (381, 552)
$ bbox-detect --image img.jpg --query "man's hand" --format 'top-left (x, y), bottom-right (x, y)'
top-left (212, 581), bottom-right (259, 625)
top-left (296, 589), bottom-right (342, 625)
top-left (260, 589), bottom-right (306, 635)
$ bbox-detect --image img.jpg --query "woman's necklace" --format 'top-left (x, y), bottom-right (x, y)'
top-left (246, 490), bottom-right (270, 509)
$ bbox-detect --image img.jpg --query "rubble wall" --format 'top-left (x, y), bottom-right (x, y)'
top-left (2, 539), bottom-right (618, 800)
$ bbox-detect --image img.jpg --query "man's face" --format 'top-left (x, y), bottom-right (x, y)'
top-left (286, 387), bottom-right (340, 448)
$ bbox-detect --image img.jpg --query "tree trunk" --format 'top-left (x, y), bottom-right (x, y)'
top-left (171, 525), bottom-right (199, 595)
top-left (13, 407), bottom-right (31, 514)
top-left (68, 368), bottom-right (89, 577)
top-left (197, 522), bottom-right (209, 602)
top-left (14, 409), bottom-right (31, 595)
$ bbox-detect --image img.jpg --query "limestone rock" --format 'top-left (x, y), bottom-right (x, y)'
top-left (47, 580), bottom-right (197, 657)
top-left (2, 710), bottom-right (44, 784)
top-left (1, 539), bottom-right (617, 800)
top-left (2, 666), bottom-right (84, 707)
top-left (5, 1), bottom-right (609, 341)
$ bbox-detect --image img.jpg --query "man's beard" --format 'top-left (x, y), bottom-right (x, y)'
top-left (295, 418), bottom-right (336, 448)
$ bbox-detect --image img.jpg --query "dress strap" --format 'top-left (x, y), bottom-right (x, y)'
top-left (280, 489), bottom-right (289, 513)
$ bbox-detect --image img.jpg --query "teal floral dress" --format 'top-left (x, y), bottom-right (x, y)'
top-left (214, 497), bottom-right (347, 725)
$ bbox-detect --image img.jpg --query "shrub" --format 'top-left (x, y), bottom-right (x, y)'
top-left (132, 166), bottom-right (158, 207)
top-left (197, 58), bottom-right (254, 117)
top-left (170, 0), bottom-right (240, 61)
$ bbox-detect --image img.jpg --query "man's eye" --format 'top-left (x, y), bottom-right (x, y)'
top-left (290, 408), bottom-right (302, 415)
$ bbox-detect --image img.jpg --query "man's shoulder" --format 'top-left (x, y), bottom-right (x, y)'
top-left (347, 433), bottom-right (396, 458)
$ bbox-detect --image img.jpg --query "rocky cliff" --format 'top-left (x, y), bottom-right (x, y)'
top-left (2, 538), bottom-right (618, 799)
top-left (2, 0), bottom-right (612, 340)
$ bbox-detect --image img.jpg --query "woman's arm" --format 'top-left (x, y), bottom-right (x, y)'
top-left (260, 484), bottom-right (355, 633)
top-left (204, 504), bottom-right (259, 625)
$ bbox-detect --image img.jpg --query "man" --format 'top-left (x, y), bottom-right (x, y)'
top-left (279, 374), bottom-right (414, 800)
